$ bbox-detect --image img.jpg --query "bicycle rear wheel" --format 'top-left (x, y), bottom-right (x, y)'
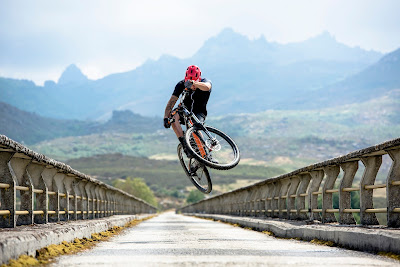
top-left (185, 126), bottom-right (240, 170)
top-left (177, 144), bottom-right (212, 194)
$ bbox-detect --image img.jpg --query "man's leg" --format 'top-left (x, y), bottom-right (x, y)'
top-left (171, 113), bottom-right (193, 157)
top-left (171, 113), bottom-right (183, 138)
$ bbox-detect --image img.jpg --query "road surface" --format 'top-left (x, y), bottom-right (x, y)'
top-left (53, 211), bottom-right (398, 266)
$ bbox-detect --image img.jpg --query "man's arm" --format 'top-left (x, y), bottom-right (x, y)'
top-left (164, 95), bottom-right (179, 118)
top-left (192, 80), bottom-right (211, 91)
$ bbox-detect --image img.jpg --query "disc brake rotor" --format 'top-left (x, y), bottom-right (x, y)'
top-left (206, 138), bottom-right (221, 151)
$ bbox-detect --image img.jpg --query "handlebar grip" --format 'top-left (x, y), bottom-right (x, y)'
top-left (184, 80), bottom-right (193, 89)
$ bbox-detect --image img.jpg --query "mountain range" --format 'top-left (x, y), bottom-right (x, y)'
top-left (1, 28), bottom-right (393, 120)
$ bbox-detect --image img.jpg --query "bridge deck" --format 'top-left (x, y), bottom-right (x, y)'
top-left (53, 211), bottom-right (398, 266)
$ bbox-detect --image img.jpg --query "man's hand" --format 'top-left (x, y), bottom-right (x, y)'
top-left (184, 80), bottom-right (194, 89)
top-left (163, 118), bottom-right (171, 128)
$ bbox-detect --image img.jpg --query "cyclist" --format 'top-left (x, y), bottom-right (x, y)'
top-left (163, 65), bottom-right (212, 157)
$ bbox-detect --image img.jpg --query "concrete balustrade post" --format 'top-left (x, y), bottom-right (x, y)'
top-left (54, 173), bottom-right (68, 221)
top-left (41, 167), bottom-right (58, 222)
top-left (360, 156), bottom-right (381, 225)
top-left (108, 191), bottom-right (115, 215)
top-left (94, 185), bottom-right (101, 218)
top-left (85, 182), bottom-right (94, 219)
top-left (322, 166), bottom-right (340, 223)
top-left (64, 175), bottom-right (76, 220)
top-left (93, 184), bottom-right (100, 217)
top-left (116, 194), bottom-right (123, 214)
top-left (244, 189), bottom-right (254, 216)
top-left (208, 197), bottom-right (215, 214)
top-left (73, 180), bottom-right (84, 220)
top-left (224, 195), bottom-right (229, 214)
top-left (265, 183), bottom-right (274, 217)
top-left (0, 152), bottom-right (17, 228)
top-left (236, 191), bottom-right (244, 216)
top-left (139, 201), bottom-right (144, 214)
top-left (26, 162), bottom-right (47, 224)
top-left (127, 198), bottom-right (131, 214)
top-left (104, 189), bottom-right (110, 216)
top-left (249, 187), bottom-right (258, 216)
top-left (297, 173), bottom-right (311, 220)
top-left (309, 170), bottom-right (324, 221)
top-left (287, 175), bottom-right (300, 220)
top-left (90, 184), bottom-right (99, 219)
top-left (113, 193), bottom-right (118, 215)
top-left (253, 187), bottom-right (263, 217)
top-left (233, 194), bottom-right (239, 215)
top-left (78, 181), bottom-right (88, 219)
top-left (218, 196), bottom-right (224, 215)
top-left (387, 149), bottom-right (400, 227)
top-left (278, 179), bottom-right (290, 218)
top-left (339, 161), bottom-right (358, 224)
top-left (243, 190), bottom-right (250, 216)
top-left (230, 194), bottom-right (236, 215)
top-left (100, 187), bottom-right (106, 217)
top-left (258, 184), bottom-right (269, 217)
top-left (272, 182), bottom-right (281, 218)
top-left (132, 197), bottom-right (137, 214)
top-left (10, 157), bottom-right (33, 226)
top-left (221, 195), bottom-right (227, 215)
top-left (229, 192), bottom-right (236, 215)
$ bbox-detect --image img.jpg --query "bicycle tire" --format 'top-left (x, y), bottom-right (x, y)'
top-left (177, 144), bottom-right (212, 194)
top-left (185, 126), bottom-right (240, 170)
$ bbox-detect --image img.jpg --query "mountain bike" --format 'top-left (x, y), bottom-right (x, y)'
top-left (168, 85), bottom-right (240, 193)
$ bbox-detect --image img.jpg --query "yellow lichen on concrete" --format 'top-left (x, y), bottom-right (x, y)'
top-left (262, 230), bottom-right (274, 236)
top-left (1, 215), bottom-right (157, 267)
top-left (2, 255), bottom-right (39, 267)
top-left (310, 238), bottom-right (336, 247)
top-left (378, 252), bottom-right (400, 261)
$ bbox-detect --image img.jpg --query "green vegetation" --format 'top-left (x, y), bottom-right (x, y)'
top-left (186, 190), bottom-right (205, 204)
top-left (113, 177), bottom-right (157, 207)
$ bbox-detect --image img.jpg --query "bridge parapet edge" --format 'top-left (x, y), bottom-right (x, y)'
top-left (0, 134), bottom-right (157, 228)
top-left (178, 137), bottom-right (400, 228)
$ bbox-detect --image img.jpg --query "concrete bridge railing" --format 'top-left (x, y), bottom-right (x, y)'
top-left (0, 135), bottom-right (157, 228)
top-left (178, 137), bottom-right (400, 228)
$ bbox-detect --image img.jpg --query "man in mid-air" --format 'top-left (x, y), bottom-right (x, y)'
top-left (163, 65), bottom-right (212, 156)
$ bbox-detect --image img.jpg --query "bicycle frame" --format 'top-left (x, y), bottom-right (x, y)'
top-left (169, 89), bottom-right (218, 158)
top-left (170, 89), bottom-right (214, 139)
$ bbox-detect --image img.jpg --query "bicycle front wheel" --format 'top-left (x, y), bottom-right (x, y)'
top-left (177, 144), bottom-right (212, 194)
top-left (185, 126), bottom-right (240, 170)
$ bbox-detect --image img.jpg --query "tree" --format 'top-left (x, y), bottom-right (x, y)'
top-left (113, 177), bottom-right (157, 207)
top-left (186, 190), bottom-right (205, 204)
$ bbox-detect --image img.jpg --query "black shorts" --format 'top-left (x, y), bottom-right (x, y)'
top-left (179, 113), bottom-right (206, 125)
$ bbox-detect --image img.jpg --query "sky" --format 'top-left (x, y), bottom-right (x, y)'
top-left (1, 0), bottom-right (400, 85)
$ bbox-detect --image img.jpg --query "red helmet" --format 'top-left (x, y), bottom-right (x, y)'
top-left (185, 65), bottom-right (201, 81)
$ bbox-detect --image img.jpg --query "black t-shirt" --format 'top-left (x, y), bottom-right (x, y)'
top-left (172, 78), bottom-right (212, 116)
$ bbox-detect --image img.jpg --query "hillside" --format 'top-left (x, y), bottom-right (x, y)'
top-left (0, 102), bottom-right (96, 144)
top-left (0, 102), bottom-right (161, 144)
top-left (0, 29), bottom-right (383, 120)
